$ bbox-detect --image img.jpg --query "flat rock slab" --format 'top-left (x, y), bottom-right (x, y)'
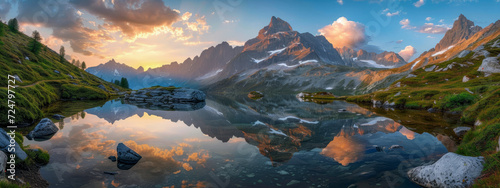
top-left (453, 127), bottom-right (471, 137)
top-left (408, 152), bottom-right (484, 188)
top-left (478, 57), bottom-right (500, 74)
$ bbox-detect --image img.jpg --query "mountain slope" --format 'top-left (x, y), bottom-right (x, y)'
top-left (0, 22), bottom-right (125, 126)
top-left (337, 47), bottom-right (407, 68)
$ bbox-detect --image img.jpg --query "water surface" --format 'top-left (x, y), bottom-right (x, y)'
top-left (25, 95), bottom-right (461, 188)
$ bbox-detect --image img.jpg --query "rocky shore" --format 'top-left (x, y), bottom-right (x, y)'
top-left (122, 87), bottom-right (206, 111)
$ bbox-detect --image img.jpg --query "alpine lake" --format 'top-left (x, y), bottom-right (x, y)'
top-left (23, 94), bottom-right (467, 188)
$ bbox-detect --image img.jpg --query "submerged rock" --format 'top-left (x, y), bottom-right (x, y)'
top-left (108, 156), bottom-right (117, 162)
top-left (0, 129), bottom-right (27, 160)
top-left (453, 127), bottom-right (471, 136)
top-left (117, 143), bottom-right (142, 164)
top-left (407, 152), bottom-right (484, 188)
top-left (28, 118), bottom-right (59, 141)
top-left (124, 87), bottom-right (206, 111)
top-left (52, 114), bottom-right (65, 120)
top-left (389, 145), bottom-right (404, 150)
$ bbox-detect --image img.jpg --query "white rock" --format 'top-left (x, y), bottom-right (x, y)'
top-left (425, 65), bottom-right (436, 72)
top-left (478, 57), bottom-right (500, 74)
top-left (462, 76), bottom-right (470, 83)
top-left (407, 152), bottom-right (484, 188)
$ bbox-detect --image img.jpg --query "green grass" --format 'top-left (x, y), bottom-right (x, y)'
top-left (345, 36), bottom-right (500, 186)
top-left (0, 180), bottom-right (29, 188)
top-left (0, 22), bottom-right (128, 126)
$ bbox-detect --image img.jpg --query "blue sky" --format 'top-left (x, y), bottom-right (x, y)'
top-left (1, 0), bottom-right (499, 68)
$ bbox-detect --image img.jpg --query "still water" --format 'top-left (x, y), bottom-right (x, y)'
top-left (25, 95), bottom-right (461, 188)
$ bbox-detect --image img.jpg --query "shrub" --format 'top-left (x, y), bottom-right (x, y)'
top-left (440, 92), bottom-right (476, 109)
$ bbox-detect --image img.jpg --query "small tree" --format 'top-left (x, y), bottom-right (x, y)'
top-left (114, 80), bottom-right (120, 86)
top-left (75, 60), bottom-right (80, 68)
top-left (59, 46), bottom-right (65, 63)
top-left (120, 77), bottom-right (129, 89)
top-left (7, 18), bottom-right (19, 32)
top-left (28, 30), bottom-right (42, 54)
top-left (71, 59), bottom-right (76, 65)
top-left (81, 61), bottom-right (86, 70)
top-left (0, 24), bottom-right (4, 37)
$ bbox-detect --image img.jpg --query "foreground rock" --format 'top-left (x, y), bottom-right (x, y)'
top-left (453, 127), bottom-right (471, 137)
top-left (124, 87), bottom-right (206, 111)
top-left (52, 114), bottom-right (65, 120)
top-left (117, 143), bottom-right (142, 164)
top-left (27, 118), bottom-right (59, 140)
top-left (477, 57), bottom-right (500, 74)
top-left (407, 152), bottom-right (484, 188)
top-left (0, 129), bottom-right (27, 160)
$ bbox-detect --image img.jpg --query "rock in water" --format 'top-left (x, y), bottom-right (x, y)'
top-left (108, 156), bottom-right (117, 162)
top-left (117, 143), bottom-right (142, 164)
top-left (28, 118), bottom-right (59, 140)
top-left (453, 127), bottom-right (471, 136)
top-left (0, 129), bottom-right (27, 160)
top-left (407, 152), bottom-right (484, 188)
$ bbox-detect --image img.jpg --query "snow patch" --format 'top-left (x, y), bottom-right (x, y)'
top-left (204, 106), bottom-right (223, 116)
top-left (269, 128), bottom-right (288, 136)
top-left (278, 116), bottom-right (319, 124)
top-left (411, 60), bottom-right (421, 70)
top-left (114, 69), bottom-right (121, 76)
top-left (359, 60), bottom-right (394, 69)
top-left (268, 47), bottom-right (287, 56)
top-left (196, 69), bottom-right (223, 80)
top-left (253, 121), bottom-right (266, 126)
top-left (432, 45), bottom-right (455, 57)
top-left (252, 57), bottom-right (267, 63)
top-left (325, 87), bottom-right (333, 90)
top-left (361, 117), bottom-right (391, 126)
top-left (299, 59), bottom-right (318, 64)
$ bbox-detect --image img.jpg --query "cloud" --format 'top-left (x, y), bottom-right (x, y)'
top-left (71, 0), bottom-right (180, 39)
top-left (17, 0), bottom-right (113, 56)
top-left (386, 11), bottom-right (400, 17)
top-left (426, 17), bottom-right (433, 21)
top-left (319, 17), bottom-right (368, 48)
top-left (400, 19), bottom-right (416, 29)
top-left (398, 45), bottom-right (417, 61)
top-left (396, 40), bottom-right (403, 44)
top-left (418, 23), bottom-right (450, 34)
top-left (414, 0), bottom-right (425, 7)
top-left (223, 19), bottom-right (237, 24)
top-left (439, 19), bottom-right (445, 23)
top-left (337, 0), bottom-right (344, 5)
top-left (184, 15), bottom-right (210, 34)
top-left (227, 40), bottom-right (245, 46)
top-left (427, 35), bottom-right (436, 38)
top-left (0, 0), bottom-right (13, 18)
top-left (181, 12), bottom-right (192, 21)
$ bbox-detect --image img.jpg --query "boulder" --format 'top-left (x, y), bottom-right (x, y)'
top-left (0, 151), bottom-right (7, 179)
top-left (0, 129), bottom-right (27, 160)
top-left (66, 74), bottom-right (74, 79)
top-left (407, 152), bottom-right (484, 188)
top-left (98, 85), bottom-right (108, 92)
top-left (406, 74), bottom-right (417, 78)
top-left (54, 70), bottom-right (60, 74)
top-left (453, 127), bottom-right (471, 137)
top-left (52, 114), bottom-right (65, 120)
top-left (477, 57), bottom-right (500, 74)
top-left (465, 88), bottom-right (474, 94)
top-left (108, 156), bottom-right (117, 162)
top-left (117, 143), bottom-right (142, 164)
top-left (427, 108), bottom-right (438, 113)
top-left (462, 76), bottom-right (469, 83)
top-left (425, 65), bottom-right (436, 72)
top-left (497, 137), bottom-right (500, 152)
top-left (394, 92), bottom-right (401, 97)
top-left (389, 145), bottom-right (403, 150)
top-left (457, 50), bottom-right (471, 58)
top-left (13, 75), bottom-right (22, 83)
top-left (28, 118), bottom-right (59, 140)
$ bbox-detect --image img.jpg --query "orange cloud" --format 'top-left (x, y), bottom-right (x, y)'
top-left (398, 45), bottom-right (417, 61)
top-left (321, 131), bottom-right (365, 166)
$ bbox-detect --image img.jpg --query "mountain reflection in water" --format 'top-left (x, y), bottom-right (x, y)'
top-left (24, 95), bottom-right (456, 188)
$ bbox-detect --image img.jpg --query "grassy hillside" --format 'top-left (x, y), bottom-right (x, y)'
top-left (347, 36), bottom-right (500, 186)
top-left (0, 22), bottom-right (127, 126)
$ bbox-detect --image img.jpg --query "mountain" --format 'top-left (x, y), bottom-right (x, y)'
top-left (337, 47), bottom-right (407, 68)
top-left (435, 14), bottom-right (482, 52)
top-left (0, 22), bottom-right (124, 125)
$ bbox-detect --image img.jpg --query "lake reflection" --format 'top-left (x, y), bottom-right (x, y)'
top-left (25, 95), bottom-right (454, 188)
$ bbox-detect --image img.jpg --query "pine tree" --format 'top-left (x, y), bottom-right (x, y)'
top-left (0, 23), bottom-right (4, 37)
top-left (114, 80), bottom-right (120, 86)
top-left (81, 61), bottom-right (86, 70)
top-left (75, 60), bottom-right (80, 68)
top-left (72, 59), bottom-right (76, 65)
top-left (120, 77), bottom-right (129, 89)
top-left (60, 46), bottom-right (65, 63)
top-left (7, 18), bottom-right (19, 32)
top-left (29, 30), bottom-right (42, 54)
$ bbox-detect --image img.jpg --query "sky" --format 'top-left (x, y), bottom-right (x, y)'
top-left (1, 0), bottom-right (499, 69)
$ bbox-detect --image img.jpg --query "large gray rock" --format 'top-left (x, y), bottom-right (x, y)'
top-left (124, 88), bottom-right (206, 111)
top-left (28, 118), bottom-right (59, 140)
top-left (0, 129), bottom-right (27, 160)
top-left (457, 50), bottom-right (471, 58)
top-left (117, 143), bottom-right (142, 164)
top-left (478, 57), bottom-right (500, 74)
top-left (408, 152), bottom-right (484, 188)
